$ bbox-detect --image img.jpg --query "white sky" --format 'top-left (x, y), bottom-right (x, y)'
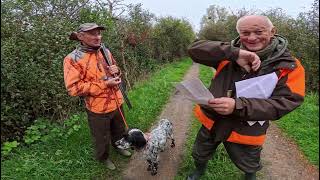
top-left (121, 0), bottom-right (314, 32)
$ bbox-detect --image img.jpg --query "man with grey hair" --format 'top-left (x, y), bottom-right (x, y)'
top-left (186, 15), bottom-right (305, 180)
top-left (63, 23), bottom-right (131, 171)
top-left (236, 15), bottom-right (274, 33)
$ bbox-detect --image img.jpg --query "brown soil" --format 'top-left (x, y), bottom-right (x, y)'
top-left (120, 63), bottom-right (319, 180)
top-left (260, 122), bottom-right (319, 180)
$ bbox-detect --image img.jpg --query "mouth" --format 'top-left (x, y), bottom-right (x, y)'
top-left (246, 42), bottom-right (258, 46)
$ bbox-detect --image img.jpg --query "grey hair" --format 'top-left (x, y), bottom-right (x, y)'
top-left (236, 15), bottom-right (274, 33)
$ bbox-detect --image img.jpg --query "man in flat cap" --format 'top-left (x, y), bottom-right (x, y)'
top-left (63, 23), bottom-right (131, 170)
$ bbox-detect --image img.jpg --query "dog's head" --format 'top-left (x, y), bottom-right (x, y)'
top-left (115, 128), bottom-right (147, 150)
top-left (159, 118), bottom-right (173, 133)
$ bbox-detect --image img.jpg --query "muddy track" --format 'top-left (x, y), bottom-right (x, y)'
top-left (121, 63), bottom-right (199, 180)
top-left (261, 122), bottom-right (319, 180)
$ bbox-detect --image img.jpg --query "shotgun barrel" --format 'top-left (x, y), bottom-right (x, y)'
top-left (100, 44), bottom-right (132, 109)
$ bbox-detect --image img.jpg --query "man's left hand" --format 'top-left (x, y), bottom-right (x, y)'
top-left (237, 49), bottom-right (261, 72)
top-left (208, 97), bottom-right (235, 115)
top-left (108, 65), bottom-right (120, 75)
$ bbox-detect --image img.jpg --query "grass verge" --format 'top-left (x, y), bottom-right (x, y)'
top-left (1, 58), bottom-right (192, 180)
top-left (275, 92), bottom-right (319, 167)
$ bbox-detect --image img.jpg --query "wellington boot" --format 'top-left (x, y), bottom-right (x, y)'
top-left (244, 172), bottom-right (256, 180)
top-left (186, 162), bottom-right (207, 180)
top-left (116, 149), bottom-right (132, 157)
top-left (105, 158), bottom-right (116, 170)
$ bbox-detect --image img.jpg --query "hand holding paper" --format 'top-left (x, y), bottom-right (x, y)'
top-left (175, 78), bottom-right (214, 105)
top-left (235, 72), bottom-right (278, 126)
top-left (208, 97), bottom-right (235, 115)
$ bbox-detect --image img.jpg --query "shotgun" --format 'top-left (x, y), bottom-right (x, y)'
top-left (100, 43), bottom-right (132, 109)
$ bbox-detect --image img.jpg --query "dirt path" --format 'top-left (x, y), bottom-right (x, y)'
top-left (261, 122), bottom-right (319, 180)
top-left (121, 63), bottom-right (199, 180)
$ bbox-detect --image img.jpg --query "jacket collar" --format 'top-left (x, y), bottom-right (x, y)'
top-left (231, 34), bottom-right (296, 71)
top-left (77, 43), bottom-right (100, 53)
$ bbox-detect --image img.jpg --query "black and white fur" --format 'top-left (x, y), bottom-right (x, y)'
top-left (115, 118), bottom-right (175, 175)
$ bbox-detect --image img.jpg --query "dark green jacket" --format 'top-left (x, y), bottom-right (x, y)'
top-left (188, 39), bottom-right (305, 145)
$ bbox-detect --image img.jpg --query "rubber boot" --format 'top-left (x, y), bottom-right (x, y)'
top-left (244, 172), bottom-right (256, 180)
top-left (186, 161), bottom-right (207, 180)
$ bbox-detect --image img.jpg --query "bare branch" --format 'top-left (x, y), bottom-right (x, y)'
top-left (69, 0), bottom-right (91, 18)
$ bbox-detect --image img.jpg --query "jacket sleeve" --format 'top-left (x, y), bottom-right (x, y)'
top-left (187, 40), bottom-right (240, 69)
top-left (63, 57), bottom-right (108, 97)
top-left (233, 60), bottom-right (305, 121)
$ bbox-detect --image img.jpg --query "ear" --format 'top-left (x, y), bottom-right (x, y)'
top-left (76, 32), bottom-right (84, 41)
top-left (126, 134), bottom-right (134, 143)
top-left (270, 27), bottom-right (276, 37)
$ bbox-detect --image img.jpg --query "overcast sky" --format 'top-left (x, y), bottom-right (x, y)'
top-left (121, 0), bottom-right (314, 32)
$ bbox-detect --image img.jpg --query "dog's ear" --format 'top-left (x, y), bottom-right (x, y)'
top-left (131, 131), bottom-right (147, 150)
top-left (123, 129), bottom-right (133, 141)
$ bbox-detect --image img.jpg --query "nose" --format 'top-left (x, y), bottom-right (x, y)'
top-left (95, 34), bottom-right (102, 40)
top-left (247, 33), bottom-right (257, 41)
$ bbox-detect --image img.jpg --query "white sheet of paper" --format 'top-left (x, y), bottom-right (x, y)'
top-left (235, 72), bottom-right (278, 126)
top-left (236, 72), bottom-right (278, 99)
top-left (176, 78), bottom-right (214, 105)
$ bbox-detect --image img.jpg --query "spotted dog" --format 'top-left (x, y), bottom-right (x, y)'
top-left (115, 118), bottom-right (175, 175)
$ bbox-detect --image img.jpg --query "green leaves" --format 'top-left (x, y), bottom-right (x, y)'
top-left (1, 113), bottom-right (83, 158)
top-left (1, 141), bottom-right (20, 156)
top-left (152, 16), bottom-right (195, 62)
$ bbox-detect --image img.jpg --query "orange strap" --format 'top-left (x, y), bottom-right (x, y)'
top-left (113, 89), bottom-right (129, 130)
top-left (194, 105), bottom-right (266, 145)
top-left (194, 105), bottom-right (215, 130)
top-left (214, 60), bottom-right (230, 78)
top-left (227, 131), bottom-right (266, 146)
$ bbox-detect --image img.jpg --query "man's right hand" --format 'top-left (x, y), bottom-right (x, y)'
top-left (236, 49), bottom-right (261, 72)
top-left (106, 77), bottom-right (121, 87)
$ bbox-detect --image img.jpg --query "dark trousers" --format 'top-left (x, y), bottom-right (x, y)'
top-left (192, 126), bottom-right (262, 173)
top-left (86, 107), bottom-right (126, 162)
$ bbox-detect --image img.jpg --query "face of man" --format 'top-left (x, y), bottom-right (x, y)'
top-left (238, 16), bottom-right (275, 52)
top-left (77, 29), bottom-right (102, 48)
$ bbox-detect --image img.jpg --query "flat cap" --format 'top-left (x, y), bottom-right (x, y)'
top-left (69, 23), bottom-right (106, 41)
top-left (77, 23), bottom-right (106, 32)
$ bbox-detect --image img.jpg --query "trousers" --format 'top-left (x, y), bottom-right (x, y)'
top-left (192, 126), bottom-right (262, 173)
top-left (86, 106), bottom-right (126, 162)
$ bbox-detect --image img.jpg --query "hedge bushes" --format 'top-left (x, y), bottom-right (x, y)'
top-left (1, 0), bottom-right (195, 143)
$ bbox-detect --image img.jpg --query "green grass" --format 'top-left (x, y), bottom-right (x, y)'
top-left (124, 58), bottom-right (192, 131)
top-left (275, 92), bottom-right (319, 167)
top-left (1, 58), bottom-right (192, 180)
top-left (175, 64), bottom-right (243, 180)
